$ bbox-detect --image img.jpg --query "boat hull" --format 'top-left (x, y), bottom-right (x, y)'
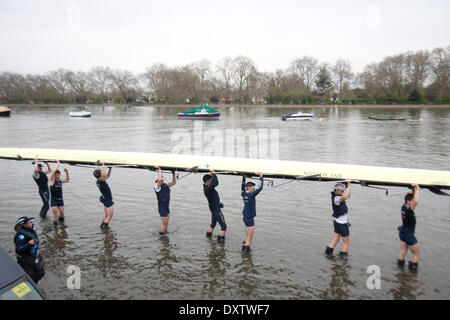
top-left (0, 107), bottom-right (11, 117)
top-left (69, 112), bottom-right (91, 118)
top-left (177, 113), bottom-right (220, 120)
top-left (0, 147), bottom-right (449, 190)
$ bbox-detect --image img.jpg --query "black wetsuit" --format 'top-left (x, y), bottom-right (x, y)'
top-left (203, 175), bottom-right (226, 231)
top-left (14, 227), bottom-right (45, 284)
top-left (33, 171), bottom-right (49, 217)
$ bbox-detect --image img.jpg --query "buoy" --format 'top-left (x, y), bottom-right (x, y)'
top-left (419, 118), bottom-right (424, 122)
top-left (319, 118), bottom-right (323, 122)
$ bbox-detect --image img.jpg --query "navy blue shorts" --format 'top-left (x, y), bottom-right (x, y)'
top-left (158, 205), bottom-right (170, 217)
top-left (333, 220), bottom-right (350, 237)
top-left (100, 196), bottom-right (114, 208)
top-left (243, 216), bottom-right (255, 227)
top-left (51, 198), bottom-right (64, 207)
top-left (398, 227), bottom-right (418, 246)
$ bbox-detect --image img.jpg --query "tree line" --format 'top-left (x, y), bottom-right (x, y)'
top-left (0, 46), bottom-right (448, 105)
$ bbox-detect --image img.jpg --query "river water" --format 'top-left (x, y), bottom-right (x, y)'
top-left (0, 105), bottom-right (449, 300)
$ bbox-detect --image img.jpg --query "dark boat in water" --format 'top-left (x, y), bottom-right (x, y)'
top-left (177, 105), bottom-right (220, 120)
top-left (368, 116), bottom-right (407, 121)
top-left (0, 106), bottom-right (11, 117)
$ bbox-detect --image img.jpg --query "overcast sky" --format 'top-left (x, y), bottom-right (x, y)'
top-left (0, 0), bottom-right (449, 75)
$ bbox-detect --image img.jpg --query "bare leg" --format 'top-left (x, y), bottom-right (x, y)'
top-left (160, 214), bottom-right (170, 233)
top-left (328, 233), bottom-right (341, 249)
top-left (341, 236), bottom-right (350, 253)
top-left (398, 241), bottom-right (408, 261)
top-left (409, 244), bottom-right (420, 263)
top-left (103, 206), bottom-right (114, 224)
top-left (245, 226), bottom-right (255, 247)
top-left (51, 207), bottom-right (58, 223)
top-left (58, 206), bottom-right (65, 219)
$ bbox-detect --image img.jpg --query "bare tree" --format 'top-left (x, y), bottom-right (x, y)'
top-left (429, 46), bottom-right (450, 100)
top-left (331, 58), bottom-right (353, 102)
top-left (289, 56), bottom-right (319, 97)
top-left (65, 70), bottom-right (90, 103)
top-left (110, 69), bottom-right (139, 104)
top-left (215, 56), bottom-right (235, 99)
top-left (190, 58), bottom-right (212, 102)
top-left (88, 67), bottom-right (113, 105)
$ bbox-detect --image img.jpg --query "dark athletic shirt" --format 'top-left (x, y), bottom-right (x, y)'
top-left (241, 176), bottom-right (264, 219)
top-left (155, 183), bottom-right (171, 206)
top-left (204, 175), bottom-right (221, 211)
top-left (401, 204), bottom-right (416, 233)
top-left (96, 179), bottom-right (112, 198)
top-left (33, 172), bottom-right (48, 191)
top-left (50, 180), bottom-right (63, 199)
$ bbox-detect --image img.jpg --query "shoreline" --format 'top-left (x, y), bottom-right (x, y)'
top-left (4, 103), bottom-right (450, 109)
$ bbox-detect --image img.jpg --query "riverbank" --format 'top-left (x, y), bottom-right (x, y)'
top-left (4, 103), bottom-right (450, 109)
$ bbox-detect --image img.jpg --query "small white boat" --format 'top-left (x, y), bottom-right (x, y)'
top-left (69, 111), bottom-right (91, 118)
top-left (281, 112), bottom-right (314, 121)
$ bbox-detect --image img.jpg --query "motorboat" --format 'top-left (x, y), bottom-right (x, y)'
top-left (177, 105), bottom-right (220, 120)
top-left (281, 112), bottom-right (314, 121)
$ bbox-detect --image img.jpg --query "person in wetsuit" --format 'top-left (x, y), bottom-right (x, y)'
top-left (14, 216), bottom-right (45, 284)
top-left (241, 172), bottom-right (264, 252)
top-left (49, 160), bottom-right (69, 227)
top-left (33, 158), bottom-right (51, 218)
top-left (397, 183), bottom-right (421, 271)
top-left (154, 165), bottom-right (176, 235)
top-left (93, 161), bottom-right (114, 229)
top-left (325, 180), bottom-right (351, 258)
top-left (203, 170), bottom-right (227, 242)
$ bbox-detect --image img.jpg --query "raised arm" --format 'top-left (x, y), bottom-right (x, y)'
top-left (49, 160), bottom-right (60, 186)
top-left (168, 170), bottom-right (176, 188)
top-left (62, 168), bottom-right (70, 183)
top-left (340, 179), bottom-right (351, 202)
top-left (98, 161), bottom-right (108, 181)
top-left (33, 158), bottom-right (39, 175)
top-left (208, 169), bottom-right (218, 188)
top-left (410, 184), bottom-right (420, 210)
top-left (44, 161), bottom-right (51, 174)
top-left (154, 165), bottom-right (163, 187)
top-left (252, 172), bottom-right (264, 197)
top-left (241, 175), bottom-right (246, 193)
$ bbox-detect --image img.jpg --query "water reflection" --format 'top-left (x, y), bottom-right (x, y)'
top-left (152, 236), bottom-right (178, 275)
top-left (390, 270), bottom-right (422, 300)
top-left (96, 229), bottom-right (125, 278)
top-left (235, 253), bottom-right (258, 298)
top-left (319, 258), bottom-right (355, 300)
top-left (40, 222), bottom-right (70, 258)
top-left (201, 241), bottom-right (229, 297)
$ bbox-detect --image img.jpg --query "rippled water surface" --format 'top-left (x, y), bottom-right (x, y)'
top-left (0, 105), bottom-right (449, 300)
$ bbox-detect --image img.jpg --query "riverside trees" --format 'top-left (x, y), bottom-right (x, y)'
top-left (0, 46), bottom-right (449, 105)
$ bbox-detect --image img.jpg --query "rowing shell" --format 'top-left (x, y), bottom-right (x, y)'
top-left (0, 148), bottom-right (449, 194)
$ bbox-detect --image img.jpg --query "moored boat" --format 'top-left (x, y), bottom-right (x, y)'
top-left (368, 116), bottom-right (406, 121)
top-left (69, 111), bottom-right (91, 118)
top-left (0, 106), bottom-right (11, 117)
top-left (281, 112), bottom-right (314, 121)
top-left (177, 105), bottom-right (220, 120)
